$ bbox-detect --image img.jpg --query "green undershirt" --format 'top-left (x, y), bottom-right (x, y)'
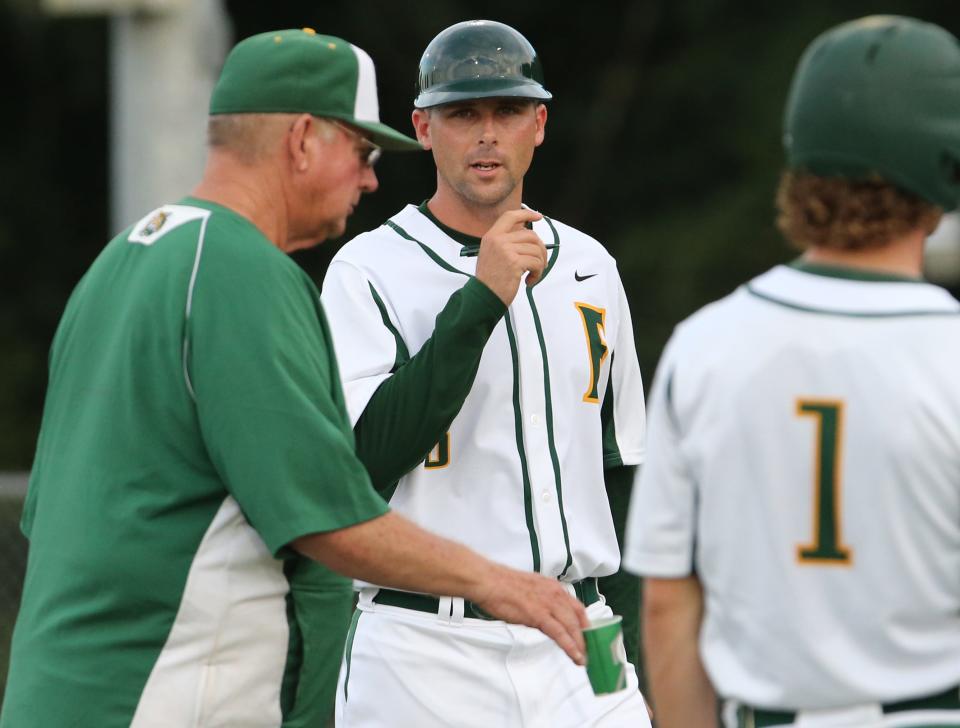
top-left (353, 275), bottom-right (506, 492)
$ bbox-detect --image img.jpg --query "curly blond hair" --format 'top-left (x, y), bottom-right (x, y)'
top-left (776, 171), bottom-right (943, 251)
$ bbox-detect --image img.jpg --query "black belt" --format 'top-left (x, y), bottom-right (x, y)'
top-left (739, 684), bottom-right (960, 727)
top-left (373, 578), bottom-right (601, 621)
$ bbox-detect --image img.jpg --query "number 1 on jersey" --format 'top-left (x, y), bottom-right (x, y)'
top-left (796, 399), bottom-right (852, 565)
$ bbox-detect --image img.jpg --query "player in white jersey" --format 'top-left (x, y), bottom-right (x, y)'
top-left (623, 15), bottom-right (960, 728)
top-left (321, 19), bottom-right (651, 728)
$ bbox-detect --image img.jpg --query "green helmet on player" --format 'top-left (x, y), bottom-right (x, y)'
top-left (783, 15), bottom-right (960, 211)
top-left (414, 20), bottom-right (552, 109)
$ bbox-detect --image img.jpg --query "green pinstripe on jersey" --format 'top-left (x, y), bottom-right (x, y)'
top-left (541, 216), bottom-right (561, 275)
top-left (385, 220), bottom-right (461, 275)
top-left (526, 281), bottom-right (572, 577)
top-left (341, 610), bottom-right (362, 703)
top-left (367, 282), bottom-right (410, 372)
top-left (600, 353), bottom-right (622, 468)
top-left (528, 225), bottom-right (565, 573)
top-left (382, 218), bottom-right (580, 574)
top-left (504, 309), bottom-right (543, 571)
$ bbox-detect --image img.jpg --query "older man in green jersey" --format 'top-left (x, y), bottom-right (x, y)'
top-left (0, 28), bottom-right (588, 728)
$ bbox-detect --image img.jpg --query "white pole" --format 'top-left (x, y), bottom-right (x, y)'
top-left (925, 212), bottom-right (960, 287)
top-left (109, 0), bottom-right (231, 234)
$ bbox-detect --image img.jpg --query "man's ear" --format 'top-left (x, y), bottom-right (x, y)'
top-left (287, 113), bottom-right (315, 172)
top-left (534, 103), bottom-right (547, 148)
top-left (412, 109), bottom-right (432, 150)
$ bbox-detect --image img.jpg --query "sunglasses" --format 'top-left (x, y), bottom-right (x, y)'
top-left (329, 120), bottom-right (382, 168)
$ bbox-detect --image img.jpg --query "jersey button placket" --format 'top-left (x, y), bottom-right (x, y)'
top-left (512, 299), bottom-right (563, 575)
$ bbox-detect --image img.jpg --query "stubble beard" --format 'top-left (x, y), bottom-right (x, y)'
top-left (448, 167), bottom-right (519, 210)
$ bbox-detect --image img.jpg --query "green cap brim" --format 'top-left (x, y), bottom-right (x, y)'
top-left (347, 117), bottom-right (422, 151)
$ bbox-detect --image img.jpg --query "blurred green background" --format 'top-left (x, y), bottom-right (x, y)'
top-left (1, 0), bottom-right (958, 704)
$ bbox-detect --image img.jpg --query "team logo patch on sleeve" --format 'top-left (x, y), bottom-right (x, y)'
top-left (128, 205), bottom-right (210, 247)
top-left (139, 210), bottom-right (169, 237)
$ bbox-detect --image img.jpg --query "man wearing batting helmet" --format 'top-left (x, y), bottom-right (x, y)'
top-left (625, 15), bottom-right (960, 728)
top-left (321, 18), bottom-right (652, 728)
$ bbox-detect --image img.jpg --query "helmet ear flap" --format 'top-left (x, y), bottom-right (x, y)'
top-left (414, 20), bottom-right (552, 109)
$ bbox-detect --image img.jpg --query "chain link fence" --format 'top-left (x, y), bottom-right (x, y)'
top-left (0, 472), bottom-right (28, 707)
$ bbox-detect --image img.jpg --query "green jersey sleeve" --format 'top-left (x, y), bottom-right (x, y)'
top-left (353, 276), bottom-right (506, 490)
top-left (187, 216), bottom-right (388, 555)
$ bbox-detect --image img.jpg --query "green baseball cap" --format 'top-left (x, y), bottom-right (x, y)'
top-left (210, 28), bottom-right (421, 152)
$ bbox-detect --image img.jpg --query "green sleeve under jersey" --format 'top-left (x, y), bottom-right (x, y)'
top-left (187, 217), bottom-right (389, 555)
top-left (598, 464), bottom-right (642, 677)
top-left (597, 350), bottom-right (642, 674)
top-left (353, 276), bottom-right (506, 491)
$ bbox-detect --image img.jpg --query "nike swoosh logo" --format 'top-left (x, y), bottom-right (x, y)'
top-left (575, 272), bottom-right (597, 282)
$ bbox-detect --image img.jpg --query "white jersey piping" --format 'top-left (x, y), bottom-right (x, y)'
top-left (182, 213), bottom-right (211, 402)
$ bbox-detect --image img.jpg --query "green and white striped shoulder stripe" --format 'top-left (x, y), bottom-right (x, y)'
top-left (127, 204), bottom-right (212, 402)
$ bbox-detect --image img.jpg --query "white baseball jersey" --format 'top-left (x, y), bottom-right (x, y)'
top-left (321, 203), bottom-right (645, 582)
top-left (624, 262), bottom-right (960, 710)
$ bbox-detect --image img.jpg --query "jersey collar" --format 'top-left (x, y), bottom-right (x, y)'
top-left (788, 258), bottom-right (925, 283)
top-left (416, 201), bottom-right (543, 258)
top-left (392, 204), bottom-right (560, 284)
top-left (416, 201), bottom-right (482, 253)
top-left (745, 264), bottom-right (959, 317)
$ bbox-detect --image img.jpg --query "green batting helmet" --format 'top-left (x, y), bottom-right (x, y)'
top-left (784, 15), bottom-right (960, 211)
top-left (414, 20), bottom-right (552, 109)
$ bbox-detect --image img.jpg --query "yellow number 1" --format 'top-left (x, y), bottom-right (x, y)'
top-left (796, 399), bottom-right (852, 565)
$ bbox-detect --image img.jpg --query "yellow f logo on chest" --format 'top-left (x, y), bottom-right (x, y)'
top-left (575, 302), bottom-right (608, 403)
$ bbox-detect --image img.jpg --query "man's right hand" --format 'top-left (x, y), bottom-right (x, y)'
top-left (295, 511), bottom-right (590, 665)
top-left (468, 564), bottom-right (589, 666)
top-left (475, 208), bottom-right (548, 306)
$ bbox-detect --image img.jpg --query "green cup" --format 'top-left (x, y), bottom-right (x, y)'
top-left (583, 614), bottom-right (628, 695)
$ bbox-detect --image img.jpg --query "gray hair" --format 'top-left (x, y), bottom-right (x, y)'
top-left (207, 113), bottom-right (338, 163)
